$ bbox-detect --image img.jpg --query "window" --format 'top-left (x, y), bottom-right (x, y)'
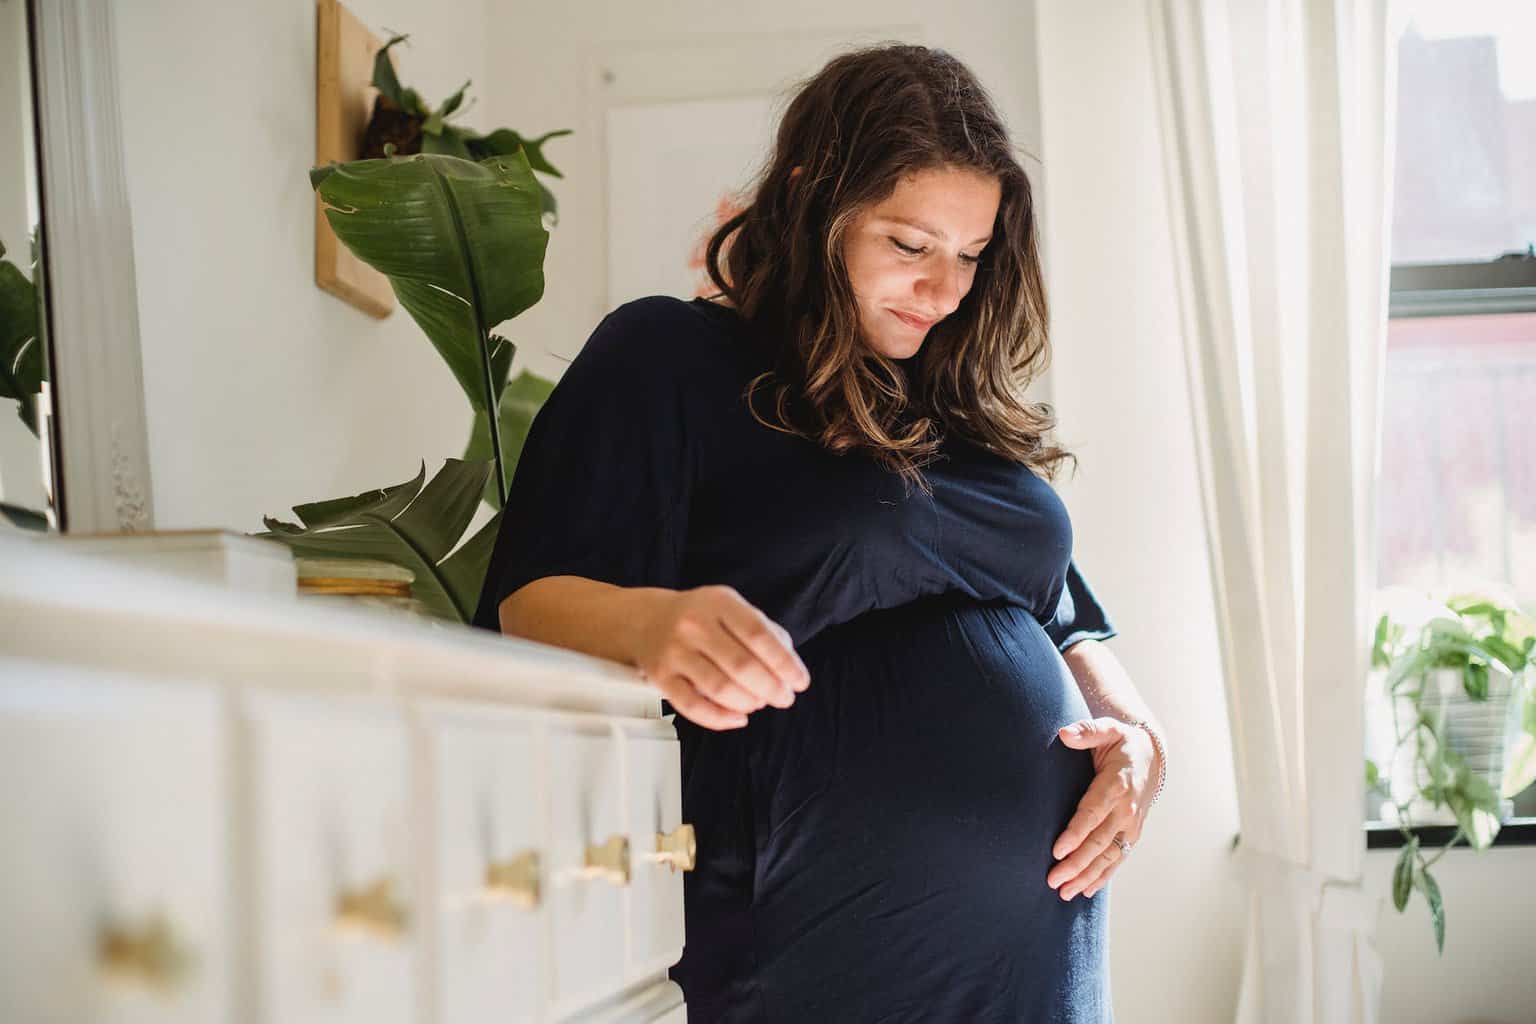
top-left (1368, 3), bottom-right (1536, 831)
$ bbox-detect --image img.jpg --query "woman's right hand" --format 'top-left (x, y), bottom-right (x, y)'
top-left (630, 585), bottom-right (811, 731)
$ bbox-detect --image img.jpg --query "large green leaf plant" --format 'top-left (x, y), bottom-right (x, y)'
top-left (260, 459), bottom-right (500, 623)
top-left (254, 53), bottom-right (568, 623)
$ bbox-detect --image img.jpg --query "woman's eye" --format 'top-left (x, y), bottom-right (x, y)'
top-left (890, 237), bottom-right (982, 266)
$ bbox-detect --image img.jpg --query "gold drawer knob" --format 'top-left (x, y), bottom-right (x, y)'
top-left (334, 875), bottom-right (408, 939)
top-left (485, 849), bottom-right (541, 908)
top-left (651, 823), bottom-right (697, 872)
top-left (98, 912), bottom-right (192, 992)
top-left (582, 833), bottom-right (630, 885)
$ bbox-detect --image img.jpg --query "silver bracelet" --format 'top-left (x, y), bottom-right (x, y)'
top-left (1131, 718), bottom-right (1167, 807)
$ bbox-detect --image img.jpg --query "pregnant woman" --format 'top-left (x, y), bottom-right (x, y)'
top-left (473, 42), bottom-right (1167, 1022)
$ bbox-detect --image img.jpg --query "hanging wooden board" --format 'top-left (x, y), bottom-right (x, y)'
top-left (314, 0), bottom-right (395, 318)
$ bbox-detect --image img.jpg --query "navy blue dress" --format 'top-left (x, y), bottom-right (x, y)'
top-left (472, 295), bottom-right (1120, 1023)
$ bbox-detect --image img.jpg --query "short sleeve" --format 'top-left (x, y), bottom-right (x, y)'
top-left (1040, 558), bottom-right (1119, 653)
top-left (471, 300), bottom-right (696, 633)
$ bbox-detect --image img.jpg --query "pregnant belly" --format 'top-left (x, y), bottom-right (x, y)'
top-left (737, 590), bottom-right (1105, 1010)
top-left (753, 589), bottom-right (1095, 849)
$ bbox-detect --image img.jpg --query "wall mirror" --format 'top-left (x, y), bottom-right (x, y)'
top-left (2, 0), bottom-right (155, 537)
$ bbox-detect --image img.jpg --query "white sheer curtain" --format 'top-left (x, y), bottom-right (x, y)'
top-left (1145, 1), bottom-right (1408, 1021)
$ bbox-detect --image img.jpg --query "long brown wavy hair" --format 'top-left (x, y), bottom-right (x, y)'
top-left (701, 42), bottom-right (1076, 497)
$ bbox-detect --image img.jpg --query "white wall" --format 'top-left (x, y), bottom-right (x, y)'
top-left (1036, 3), bottom-right (1534, 1023)
top-left (113, 0), bottom-right (494, 532)
top-left (1034, 3), bottom-right (1242, 1019)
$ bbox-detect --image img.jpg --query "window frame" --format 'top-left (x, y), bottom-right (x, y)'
top-left (1388, 249), bottom-right (1536, 318)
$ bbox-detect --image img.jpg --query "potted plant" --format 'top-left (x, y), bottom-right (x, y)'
top-left (1364, 587), bottom-right (1536, 952)
top-left (252, 36), bottom-right (566, 623)
top-left (358, 32), bottom-right (571, 229)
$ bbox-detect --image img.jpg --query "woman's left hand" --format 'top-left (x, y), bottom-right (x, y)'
top-left (1046, 717), bottom-right (1159, 900)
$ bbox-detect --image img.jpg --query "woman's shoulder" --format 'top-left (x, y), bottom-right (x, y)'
top-left (602, 293), bottom-right (742, 336)
top-left (573, 293), bottom-right (759, 381)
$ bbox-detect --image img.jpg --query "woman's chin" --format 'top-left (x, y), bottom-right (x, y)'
top-left (861, 333), bottom-right (923, 360)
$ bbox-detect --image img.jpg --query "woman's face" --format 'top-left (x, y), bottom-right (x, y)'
top-left (841, 165), bottom-right (1001, 360)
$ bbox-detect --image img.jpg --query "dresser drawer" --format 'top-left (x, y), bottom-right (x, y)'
top-left (418, 700), bottom-right (546, 1022)
top-left (545, 718), bottom-right (627, 1015)
top-left (618, 721), bottom-right (688, 977)
top-left (244, 692), bottom-right (415, 1024)
top-left (0, 658), bottom-right (231, 1023)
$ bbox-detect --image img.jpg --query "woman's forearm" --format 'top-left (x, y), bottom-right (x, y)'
top-left (496, 576), bottom-right (671, 667)
top-left (1062, 638), bottom-right (1166, 755)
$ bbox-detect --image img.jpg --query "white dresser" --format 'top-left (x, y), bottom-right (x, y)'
top-left (0, 532), bottom-right (692, 1023)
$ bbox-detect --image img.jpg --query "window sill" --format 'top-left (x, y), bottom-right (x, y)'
top-left (1363, 817), bottom-right (1536, 849)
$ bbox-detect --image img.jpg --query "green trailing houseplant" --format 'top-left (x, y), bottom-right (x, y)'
top-left (1364, 590), bottom-right (1536, 953)
top-left (253, 39), bottom-right (567, 623)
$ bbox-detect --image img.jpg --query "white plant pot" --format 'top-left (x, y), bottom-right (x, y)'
top-left (1365, 665), bottom-right (1524, 827)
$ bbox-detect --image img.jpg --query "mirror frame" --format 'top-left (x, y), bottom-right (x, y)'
top-left (30, 0), bottom-right (153, 532)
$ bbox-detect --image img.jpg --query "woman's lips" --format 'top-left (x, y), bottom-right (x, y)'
top-left (890, 309), bottom-right (937, 330)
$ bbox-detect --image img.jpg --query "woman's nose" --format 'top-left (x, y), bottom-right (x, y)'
top-left (918, 261), bottom-right (962, 315)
